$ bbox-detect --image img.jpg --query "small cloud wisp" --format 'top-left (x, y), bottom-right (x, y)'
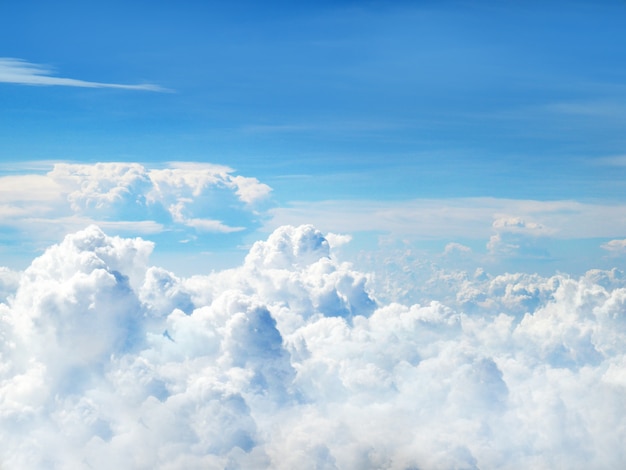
top-left (0, 57), bottom-right (167, 91)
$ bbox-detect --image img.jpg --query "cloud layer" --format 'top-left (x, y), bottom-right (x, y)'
top-left (0, 58), bottom-right (165, 91)
top-left (1, 224), bottom-right (626, 468)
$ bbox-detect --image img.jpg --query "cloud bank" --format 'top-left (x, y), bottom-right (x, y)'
top-left (0, 58), bottom-right (166, 91)
top-left (1, 225), bottom-right (625, 468)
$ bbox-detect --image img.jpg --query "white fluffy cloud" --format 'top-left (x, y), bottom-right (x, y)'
top-left (0, 162), bottom-right (272, 249)
top-left (487, 216), bottom-right (551, 258)
top-left (1, 224), bottom-right (626, 468)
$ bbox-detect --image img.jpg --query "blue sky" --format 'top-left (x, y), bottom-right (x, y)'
top-left (2, 0), bottom-right (626, 274)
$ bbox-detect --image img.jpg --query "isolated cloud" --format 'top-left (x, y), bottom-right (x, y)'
top-left (0, 57), bottom-right (166, 91)
top-left (1, 224), bottom-right (626, 468)
top-left (601, 238), bottom-right (626, 255)
top-left (267, 197), bottom-right (626, 240)
top-left (0, 162), bottom-right (272, 249)
top-left (443, 241), bottom-right (472, 256)
top-left (487, 216), bottom-right (551, 258)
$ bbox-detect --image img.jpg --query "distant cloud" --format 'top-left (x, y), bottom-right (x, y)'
top-left (267, 198), bottom-right (626, 240)
top-left (491, 216), bottom-right (546, 233)
top-left (0, 162), bottom-right (272, 250)
top-left (487, 216), bottom-right (551, 258)
top-left (185, 218), bottom-right (245, 233)
top-left (0, 57), bottom-right (167, 91)
top-left (594, 155), bottom-right (626, 167)
top-left (546, 99), bottom-right (626, 118)
top-left (443, 242), bottom-right (471, 255)
top-left (601, 238), bottom-right (626, 254)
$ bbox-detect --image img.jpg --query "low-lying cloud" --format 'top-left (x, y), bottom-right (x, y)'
top-left (1, 224), bottom-right (625, 468)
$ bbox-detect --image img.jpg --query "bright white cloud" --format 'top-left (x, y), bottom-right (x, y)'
top-left (0, 57), bottom-right (166, 91)
top-left (230, 174), bottom-right (273, 205)
top-left (146, 165), bottom-right (271, 231)
top-left (0, 224), bottom-right (625, 468)
top-left (0, 162), bottom-right (273, 250)
top-left (325, 232), bottom-right (353, 250)
top-left (49, 162), bottom-right (151, 212)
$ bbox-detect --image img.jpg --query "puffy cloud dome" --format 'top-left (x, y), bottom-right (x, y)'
top-left (0, 225), bottom-right (625, 468)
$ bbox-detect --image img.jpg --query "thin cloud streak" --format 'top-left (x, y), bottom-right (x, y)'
top-left (0, 58), bottom-right (168, 92)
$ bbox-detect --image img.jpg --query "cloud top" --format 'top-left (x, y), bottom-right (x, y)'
top-left (0, 57), bottom-right (167, 91)
top-left (1, 224), bottom-right (626, 468)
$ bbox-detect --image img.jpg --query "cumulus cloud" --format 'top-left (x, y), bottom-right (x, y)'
top-left (487, 216), bottom-right (551, 258)
top-left (1, 224), bottom-right (626, 468)
top-left (601, 238), bottom-right (626, 255)
top-left (0, 162), bottom-right (272, 250)
top-left (325, 232), bottom-right (353, 250)
top-left (0, 57), bottom-right (166, 91)
top-left (491, 216), bottom-right (545, 233)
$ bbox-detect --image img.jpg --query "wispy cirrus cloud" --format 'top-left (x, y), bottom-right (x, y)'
top-left (0, 57), bottom-right (167, 91)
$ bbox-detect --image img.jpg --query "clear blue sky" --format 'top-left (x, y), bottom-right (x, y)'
top-left (2, 0), bottom-right (626, 273)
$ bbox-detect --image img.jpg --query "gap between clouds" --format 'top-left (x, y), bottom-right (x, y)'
top-left (0, 57), bottom-right (167, 92)
top-left (267, 198), bottom-right (626, 260)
